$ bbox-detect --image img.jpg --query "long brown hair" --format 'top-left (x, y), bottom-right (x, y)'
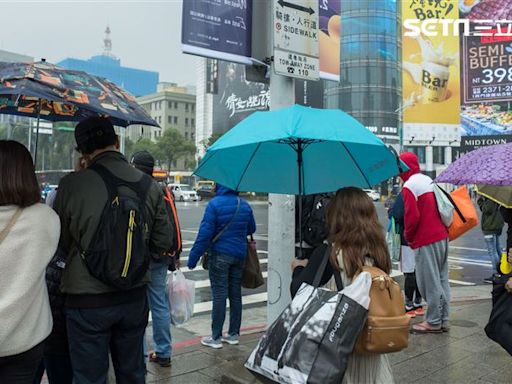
top-left (0, 140), bottom-right (40, 207)
top-left (327, 187), bottom-right (391, 278)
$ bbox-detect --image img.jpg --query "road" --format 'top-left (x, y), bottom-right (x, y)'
top-left (174, 199), bottom-right (502, 315)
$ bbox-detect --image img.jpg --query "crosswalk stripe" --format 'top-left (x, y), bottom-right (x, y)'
top-left (449, 257), bottom-right (491, 266)
top-left (194, 293), bottom-right (268, 314)
top-left (448, 279), bottom-right (476, 286)
top-left (450, 246), bottom-right (487, 252)
top-left (193, 271), bottom-right (269, 289)
top-left (181, 229), bottom-right (269, 241)
top-left (179, 258), bottom-right (269, 273)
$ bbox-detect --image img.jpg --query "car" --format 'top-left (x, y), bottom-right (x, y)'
top-left (196, 184), bottom-right (216, 199)
top-left (168, 183), bottom-right (200, 202)
top-left (363, 189), bottom-right (381, 202)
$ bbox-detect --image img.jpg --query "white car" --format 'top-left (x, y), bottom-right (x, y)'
top-left (363, 189), bottom-right (381, 202)
top-left (168, 184), bottom-right (200, 202)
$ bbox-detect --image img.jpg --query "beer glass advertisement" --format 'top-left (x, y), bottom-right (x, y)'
top-left (402, 0), bottom-right (461, 131)
top-left (319, 0), bottom-right (341, 81)
top-left (211, 60), bottom-right (269, 135)
top-left (459, 0), bottom-right (512, 137)
top-left (182, 0), bottom-right (252, 64)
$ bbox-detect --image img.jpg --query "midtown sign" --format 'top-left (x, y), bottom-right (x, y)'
top-left (404, 19), bottom-right (512, 37)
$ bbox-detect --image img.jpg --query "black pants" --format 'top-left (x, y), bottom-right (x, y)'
top-left (0, 341), bottom-right (44, 384)
top-left (34, 353), bottom-right (73, 384)
top-left (65, 297), bottom-right (149, 384)
top-left (404, 272), bottom-right (422, 307)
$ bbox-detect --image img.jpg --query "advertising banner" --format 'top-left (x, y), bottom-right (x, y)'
top-left (455, 134), bottom-right (512, 158)
top-left (459, 0), bottom-right (512, 138)
top-left (211, 60), bottom-right (269, 135)
top-left (402, 0), bottom-right (461, 144)
top-left (182, 0), bottom-right (252, 65)
top-left (319, 0), bottom-right (340, 81)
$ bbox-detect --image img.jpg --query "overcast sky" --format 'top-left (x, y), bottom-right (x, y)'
top-left (0, 0), bottom-right (198, 86)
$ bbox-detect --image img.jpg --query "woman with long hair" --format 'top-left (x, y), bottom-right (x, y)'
top-left (291, 187), bottom-right (394, 384)
top-left (0, 141), bottom-right (60, 383)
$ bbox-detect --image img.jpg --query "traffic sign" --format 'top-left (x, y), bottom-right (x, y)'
top-left (273, 0), bottom-right (319, 81)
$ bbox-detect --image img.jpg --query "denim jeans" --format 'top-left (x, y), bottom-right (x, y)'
top-left (146, 262), bottom-right (172, 359)
top-left (208, 252), bottom-right (244, 340)
top-left (66, 296), bottom-right (148, 384)
top-left (484, 234), bottom-right (501, 272)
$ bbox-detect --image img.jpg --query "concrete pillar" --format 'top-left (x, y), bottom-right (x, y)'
top-left (444, 146), bottom-right (452, 165)
top-left (425, 145), bottom-right (434, 173)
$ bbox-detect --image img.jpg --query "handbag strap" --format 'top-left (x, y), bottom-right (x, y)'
top-left (312, 245), bottom-right (344, 291)
top-left (212, 197), bottom-right (241, 244)
top-left (0, 208), bottom-right (23, 246)
top-left (435, 184), bottom-right (467, 223)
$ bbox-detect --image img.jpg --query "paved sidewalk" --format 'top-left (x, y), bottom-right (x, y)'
top-left (144, 286), bottom-right (511, 384)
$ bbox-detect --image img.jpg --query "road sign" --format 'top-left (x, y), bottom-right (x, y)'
top-left (273, 0), bottom-right (320, 81)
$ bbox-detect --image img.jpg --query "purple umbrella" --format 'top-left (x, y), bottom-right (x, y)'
top-left (436, 143), bottom-right (512, 185)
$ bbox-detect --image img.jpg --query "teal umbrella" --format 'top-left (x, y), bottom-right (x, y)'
top-left (194, 105), bottom-right (406, 257)
top-left (195, 105), bottom-right (405, 195)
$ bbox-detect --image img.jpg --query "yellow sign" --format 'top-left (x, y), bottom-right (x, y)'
top-left (402, 0), bottom-right (460, 126)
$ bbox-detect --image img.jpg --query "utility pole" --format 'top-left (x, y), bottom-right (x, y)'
top-left (264, 0), bottom-right (296, 324)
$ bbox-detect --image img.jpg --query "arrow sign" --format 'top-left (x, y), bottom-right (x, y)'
top-left (277, 0), bottom-right (314, 15)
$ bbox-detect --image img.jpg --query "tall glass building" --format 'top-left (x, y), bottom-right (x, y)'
top-left (325, 0), bottom-right (401, 149)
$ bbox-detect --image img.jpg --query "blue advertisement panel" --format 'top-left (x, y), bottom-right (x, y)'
top-left (181, 0), bottom-right (252, 65)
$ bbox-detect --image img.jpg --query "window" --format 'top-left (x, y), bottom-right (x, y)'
top-left (168, 101), bottom-right (172, 108)
top-left (433, 146), bottom-right (445, 164)
top-left (174, 102), bottom-right (178, 109)
top-left (174, 116), bottom-right (178, 124)
top-left (168, 116), bottom-right (172, 124)
top-left (158, 116), bottom-right (162, 124)
top-left (185, 118), bottom-right (189, 126)
top-left (159, 101), bottom-right (162, 109)
top-left (191, 132), bottom-right (195, 140)
top-left (191, 118), bottom-right (195, 126)
top-left (185, 103), bottom-right (189, 111)
top-left (192, 104), bottom-right (195, 112)
top-left (185, 132), bottom-right (189, 139)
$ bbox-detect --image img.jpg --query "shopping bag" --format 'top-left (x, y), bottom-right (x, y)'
top-left (242, 235), bottom-right (264, 289)
top-left (245, 250), bottom-right (371, 384)
top-left (485, 272), bottom-right (512, 355)
top-left (432, 183), bottom-right (454, 227)
top-left (386, 217), bottom-right (401, 263)
top-left (167, 270), bottom-right (195, 327)
top-left (446, 186), bottom-right (478, 241)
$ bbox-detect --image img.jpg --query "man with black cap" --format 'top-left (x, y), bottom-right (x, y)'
top-left (53, 117), bottom-right (172, 383)
top-left (131, 150), bottom-right (182, 368)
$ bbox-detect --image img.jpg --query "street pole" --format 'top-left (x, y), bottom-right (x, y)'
top-left (265, 0), bottom-right (296, 324)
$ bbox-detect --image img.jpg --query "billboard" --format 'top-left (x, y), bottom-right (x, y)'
top-left (459, 0), bottom-right (512, 138)
top-left (211, 60), bottom-right (269, 135)
top-left (182, 0), bottom-right (252, 64)
top-left (319, 0), bottom-right (341, 81)
top-left (402, 0), bottom-right (461, 144)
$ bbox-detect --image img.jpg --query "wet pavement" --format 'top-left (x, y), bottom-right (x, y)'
top-left (144, 295), bottom-right (510, 384)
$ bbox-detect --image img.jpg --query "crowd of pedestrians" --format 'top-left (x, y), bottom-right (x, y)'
top-left (2, 116), bottom-right (512, 384)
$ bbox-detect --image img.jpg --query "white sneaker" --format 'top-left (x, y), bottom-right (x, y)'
top-left (201, 336), bottom-right (222, 349)
top-left (221, 334), bottom-right (239, 345)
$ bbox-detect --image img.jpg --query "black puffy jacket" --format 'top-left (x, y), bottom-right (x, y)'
top-left (44, 248), bottom-right (69, 354)
top-left (500, 207), bottom-right (512, 253)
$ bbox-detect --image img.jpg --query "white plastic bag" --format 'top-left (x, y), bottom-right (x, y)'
top-left (167, 270), bottom-right (195, 327)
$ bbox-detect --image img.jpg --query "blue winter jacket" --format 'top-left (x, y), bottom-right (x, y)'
top-left (188, 185), bottom-right (256, 268)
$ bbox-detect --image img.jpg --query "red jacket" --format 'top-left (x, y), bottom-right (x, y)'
top-left (400, 152), bottom-right (448, 249)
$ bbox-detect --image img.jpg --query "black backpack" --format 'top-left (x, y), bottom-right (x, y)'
top-left (80, 163), bottom-right (152, 290)
top-left (303, 194), bottom-right (332, 247)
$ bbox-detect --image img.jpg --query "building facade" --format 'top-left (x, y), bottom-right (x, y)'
top-left (325, 0), bottom-right (401, 149)
top-left (130, 82), bottom-right (196, 170)
top-left (57, 27), bottom-right (158, 97)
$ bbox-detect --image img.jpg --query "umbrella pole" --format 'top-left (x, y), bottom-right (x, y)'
top-left (33, 99), bottom-right (42, 168)
top-left (297, 139), bottom-right (304, 259)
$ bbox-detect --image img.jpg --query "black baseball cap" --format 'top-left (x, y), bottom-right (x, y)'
top-left (74, 116), bottom-right (117, 154)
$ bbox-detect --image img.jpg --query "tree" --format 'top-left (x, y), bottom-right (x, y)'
top-left (203, 132), bottom-right (223, 152)
top-left (156, 128), bottom-right (196, 170)
top-left (125, 138), bottom-right (159, 163)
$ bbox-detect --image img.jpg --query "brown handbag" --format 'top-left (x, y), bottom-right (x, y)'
top-left (242, 235), bottom-right (264, 289)
top-left (354, 266), bottom-right (410, 354)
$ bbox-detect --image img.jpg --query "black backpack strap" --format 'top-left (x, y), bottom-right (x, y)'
top-left (312, 244), bottom-right (331, 287)
top-left (89, 163), bottom-right (152, 205)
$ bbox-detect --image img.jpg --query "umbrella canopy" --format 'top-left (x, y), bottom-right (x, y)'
top-left (194, 104), bottom-right (405, 195)
top-left (476, 185), bottom-right (512, 209)
top-left (0, 60), bottom-right (158, 127)
top-left (436, 143), bottom-right (512, 185)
